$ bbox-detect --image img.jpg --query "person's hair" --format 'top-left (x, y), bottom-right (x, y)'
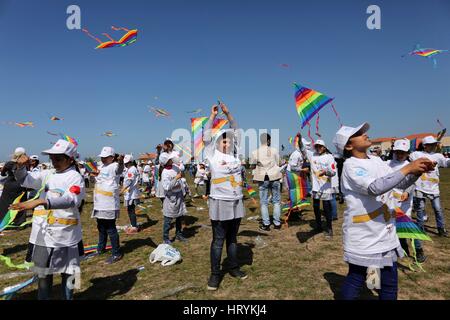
top-left (31, 159), bottom-right (40, 168)
top-left (260, 133), bottom-right (271, 145)
top-left (164, 140), bottom-right (174, 150)
top-left (1, 161), bottom-right (16, 177)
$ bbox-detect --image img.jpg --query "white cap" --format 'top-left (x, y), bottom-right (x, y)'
top-left (159, 152), bottom-right (177, 166)
top-left (333, 122), bottom-right (370, 156)
top-left (314, 139), bottom-right (326, 148)
top-left (42, 139), bottom-right (78, 158)
top-left (30, 155), bottom-right (39, 160)
top-left (393, 139), bottom-right (410, 152)
top-left (147, 160), bottom-right (153, 165)
top-left (422, 136), bottom-right (438, 145)
top-left (14, 147), bottom-right (26, 155)
top-left (124, 154), bottom-right (134, 164)
top-left (98, 146), bottom-right (115, 158)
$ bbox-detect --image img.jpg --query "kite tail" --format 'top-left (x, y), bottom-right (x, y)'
top-left (82, 28), bottom-right (102, 44)
top-left (433, 58), bottom-right (437, 69)
top-left (111, 26), bottom-right (130, 32)
top-left (437, 119), bottom-right (444, 129)
top-left (331, 103), bottom-right (343, 127)
top-left (102, 33), bottom-right (115, 41)
top-left (306, 121), bottom-right (314, 144)
top-left (410, 240), bottom-right (426, 273)
top-left (315, 114), bottom-right (321, 137)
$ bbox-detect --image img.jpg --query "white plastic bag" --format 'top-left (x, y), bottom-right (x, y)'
top-left (149, 244), bottom-right (182, 266)
top-left (366, 267), bottom-right (381, 290)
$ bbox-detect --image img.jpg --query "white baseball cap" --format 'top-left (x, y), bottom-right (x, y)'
top-left (42, 139), bottom-right (78, 158)
top-left (393, 139), bottom-right (410, 152)
top-left (124, 154), bottom-right (134, 164)
top-left (314, 139), bottom-right (326, 148)
top-left (147, 160), bottom-right (153, 165)
top-left (159, 152), bottom-right (177, 166)
top-left (333, 122), bottom-right (370, 156)
top-left (30, 155), bottom-right (39, 160)
top-left (98, 146), bottom-right (115, 158)
top-left (422, 136), bottom-right (438, 145)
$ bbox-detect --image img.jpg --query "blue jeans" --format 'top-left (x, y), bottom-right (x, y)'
top-left (313, 199), bottom-right (332, 232)
top-left (413, 195), bottom-right (445, 230)
top-left (330, 194), bottom-right (337, 219)
top-left (163, 216), bottom-right (183, 242)
top-left (96, 218), bottom-right (121, 256)
top-left (210, 218), bottom-right (241, 275)
top-left (341, 263), bottom-right (398, 300)
top-left (38, 274), bottom-right (73, 300)
top-left (258, 180), bottom-right (281, 226)
top-left (127, 203), bottom-right (138, 228)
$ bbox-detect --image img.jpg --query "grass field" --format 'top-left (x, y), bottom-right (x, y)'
top-left (1, 169), bottom-right (449, 300)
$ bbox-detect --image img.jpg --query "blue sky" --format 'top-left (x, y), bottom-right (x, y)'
top-left (0, 0), bottom-right (449, 161)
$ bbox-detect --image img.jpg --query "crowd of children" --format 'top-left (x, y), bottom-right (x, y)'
top-left (1, 101), bottom-right (449, 300)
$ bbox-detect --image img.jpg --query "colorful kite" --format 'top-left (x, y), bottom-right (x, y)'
top-left (403, 44), bottom-right (448, 68)
top-left (395, 208), bottom-right (432, 241)
top-left (246, 184), bottom-right (257, 198)
top-left (174, 143), bottom-right (192, 158)
top-left (50, 116), bottom-right (63, 121)
top-left (60, 134), bottom-right (78, 146)
top-left (294, 83), bottom-right (334, 129)
top-left (280, 64), bottom-right (290, 68)
top-left (102, 131), bottom-right (117, 137)
top-left (84, 244), bottom-right (112, 255)
top-left (191, 117), bottom-right (209, 157)
top-left (186, 109), bottom-right (203, 114)
top-left (82, 26), bottom-right (138, 49)
top-left (84, 161), bottom-right (98, 173)
top-left (289, 135), bottom-right (300, 149)
top-left (0, 276), bottom-right (38, 300)
top-left (0, 193), bottom-right (25, 232)
top-left (282, 171), bottom-right (311, 225)
top-left (46, 131), bottom-right (59, 136)
top-left (14, 122), bottom-right (34, 128)
top-left (150, 107), bottom-right (170, 118)
top-left (212, 118), bottom-right (229, 135)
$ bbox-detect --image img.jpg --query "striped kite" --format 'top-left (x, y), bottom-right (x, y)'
top-left (82, 26), bottom-right (138, 49)
top-left (294, 83), bottom-right (333, 129)
top-left (150, 107), bottom-right (170, 118)
top-left (403, 44), bottom-right (448, 68)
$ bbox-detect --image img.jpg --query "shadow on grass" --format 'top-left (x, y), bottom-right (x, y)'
top-left (2, 243), bottom-right (28, 256)
top-left (183, 215), bottom-right (199, 226)
top-left (183, 225), bottom-right (201, 239)
top-left (296, 229), bottom-right (320, 244)
top-left (238, 230), bottom-right (268, 237)
top-left (222, 243), bottom-right (254, 270)
top-left (76, 269), bottom-right (139, 300)
top-left (323, 272), bottom-right (377, 300)
top-left (122, 237), bottom-right (157, 254)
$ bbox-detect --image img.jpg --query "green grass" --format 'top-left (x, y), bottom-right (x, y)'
top-left (1, 169), bottom-right (449, 300)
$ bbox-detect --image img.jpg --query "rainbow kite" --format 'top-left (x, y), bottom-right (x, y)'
top-left (403, 45), bottom-right (448, 68)
top-left (60, 134), bottom-right (78, 146)
top-left (82, 26), bottom-right (138, 49)
top-left (0, 193), bottom-right (25, 232)
top-left (395, 208), bottom-right (431, 241)
top-left (84, 244), bottom-right (112, 255)
top-left (15, 122), bottom-right (34, 128)
top-left (284, 170), bottom-right (311, 211)
top-left (186, 108), bottom-right (203, 114)
top-left (0, 276), bottom-right (38, 300)
top-left (289, 135), bottom-right (300, 149)
top-left (212, 118), bottom-right (229, 135)
top-left (191, 117), bottom-right (209, 157)
top-left (50, 116), bottom-right (63, 121)
top-left (102, 131), bottom-right (117, 137)
top-left (174, 143), bottom-right (192, 158)
top-left (294, 83), bottom-right (334, 129)
top-left (246, 184), bottom-right (257, 198)
top-left (84, 161), bottom-right (98, 173)
top-left (150, 107), bottom-right (170, 118)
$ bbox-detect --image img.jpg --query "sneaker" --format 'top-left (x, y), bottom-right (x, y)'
top-left (438, 228), bottom-right (449, 237)
top-left (423, 215), bottom-right (429, 222)
top-left (105, 254), bottom-right (123, 264)
top-left (229, 269), bottom-right (248, 280)
top-left (207, 274), bottom-right (221, 291)
top-left (176, 234), bottom-right (188, 242)
top-left (416, 249), bottom-right (427, 263)
top-left (259, 224), bottom-right (270, 231)
top-left (324, 230), bottom-right (333, 239)
top-left (273, 224), bottom-right (282, 230)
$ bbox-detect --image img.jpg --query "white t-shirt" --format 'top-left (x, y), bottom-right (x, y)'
top-left (410, 151), bottom-right (450, 195)
top-left (387, 159), bottom-right (413, 216)
top-left (94, 162), bottom-right (121, 211)
top-left (287, 150), bottom-right (304, 172)
top-left (305, 151), bottom-right (336, 194)
top-left (142, 165), bottom-right (151, 183)
top-left (22, 168), bottom-right (85, 247)
top-left (341, 156), bottom-right (399, 255)
top-left (123, 166), bottom-right (141, 201)
top-left (194, 168), bottom-right (207, 185)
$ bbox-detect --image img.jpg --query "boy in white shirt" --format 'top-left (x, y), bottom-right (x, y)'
top-left (410, 135), bottom-right (450, 237)
top-left (194, 163), bottom-right (207, 197)
top-left (333, 123), bottom-right (433, 300)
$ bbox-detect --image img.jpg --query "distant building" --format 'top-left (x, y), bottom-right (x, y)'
top-left (371, 133), bottom-right (450, 154)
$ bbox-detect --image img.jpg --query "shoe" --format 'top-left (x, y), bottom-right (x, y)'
top-left (415, 249), bottom-right (427, 263)
top-left (229, 269), bottom-right (248, 280)
top-left (259, 224), bottom-right (270, 231)
top-left (423, 215), bottom-right (429, 222)
top-left (324, 230), bottom-right (333, 239)
top-left (314, 227), bottom-right (323, 234)
top-left (105, 254), bottom-right (123, 264)
top-left (273, 224), bottom-right (281, 230)
top-left (163, 239), bottom-right (172, 245)
top-left (176, 234), bottom-right (188, 242)
top-left (207, 274), bottom-right (221, 291)
top-left (438, 228), bottom-right (448, 237)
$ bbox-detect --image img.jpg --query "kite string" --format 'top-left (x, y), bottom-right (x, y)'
top-left (111, 26), bottom-right (130, 32)
top-left (437, 119), bottom-right (444, 129)
top-left (331, 103), bottom-right (343, 127)
top-left (82, 28), bottom-right (102, 44)
top-left (306, 121), bottom-right (314, 144)
top-left (315, 114), bottom-right (320, 137)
